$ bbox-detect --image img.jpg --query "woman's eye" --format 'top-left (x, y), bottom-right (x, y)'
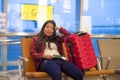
top-left (51, 27), bottom-right (54, 29)
top-left (46, 26), bottom-right (49, 28)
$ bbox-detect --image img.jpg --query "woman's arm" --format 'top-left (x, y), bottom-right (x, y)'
top-left (56, 26), bottom-right (72, 36)
top-left (55, 26), bottom-right (72, 56)
top-left (30, 36), bottom-right (44, 61)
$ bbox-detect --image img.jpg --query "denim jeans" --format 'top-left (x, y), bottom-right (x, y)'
top-left (39, 58), bottom-right (84, 80)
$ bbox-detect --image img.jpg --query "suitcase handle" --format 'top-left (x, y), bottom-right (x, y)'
top-left (75, 32), bottom-right (87, 36)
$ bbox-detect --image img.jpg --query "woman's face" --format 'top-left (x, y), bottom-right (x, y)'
top-left (44, 23), bottom-right (55, 36)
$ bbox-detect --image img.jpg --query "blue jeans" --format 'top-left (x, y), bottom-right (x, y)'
top-left (38, 58), bottom-right (84, 80)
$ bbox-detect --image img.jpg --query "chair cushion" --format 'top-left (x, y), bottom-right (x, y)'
top-left (26, 72), bottom-right (67, 78)
top-left (85, 69), bottom-right (115, 76)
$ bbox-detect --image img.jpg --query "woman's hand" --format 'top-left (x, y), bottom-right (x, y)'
top-left (55, 26), bottom-right (61, 30)
top-left (42, 54), bottom-right (54, 59)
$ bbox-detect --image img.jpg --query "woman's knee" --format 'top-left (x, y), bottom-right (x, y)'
top-left (51, 71), bottom-right (62, 80)
top-left (74, 71), bottom-right (84, 80)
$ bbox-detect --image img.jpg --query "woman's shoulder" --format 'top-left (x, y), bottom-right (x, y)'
top-left (32, 35), bottom-right (39, 41)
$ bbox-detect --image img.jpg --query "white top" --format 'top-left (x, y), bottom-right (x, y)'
top-left (44, 42), bottom-right (60, 56)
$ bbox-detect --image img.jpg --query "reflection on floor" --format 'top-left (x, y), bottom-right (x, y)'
top-left (84, 75), bottom-right (120, 80)
top-left (0, 70), bottom-right (19, 80)
top-left (0, 70), bottom-right (120, 80)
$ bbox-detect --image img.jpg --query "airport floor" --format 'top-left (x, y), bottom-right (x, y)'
top-left (84, 75), bottom-right (120, 80)
top-left (0, 70), bottom-right (120, 80)
top-left (20, 75), bottom-right (120, 80)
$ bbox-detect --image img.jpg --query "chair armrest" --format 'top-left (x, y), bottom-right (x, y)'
top-left (97, 56), bottom-right (111, 70)
top-left (17, 56), bottom-right (28, 78)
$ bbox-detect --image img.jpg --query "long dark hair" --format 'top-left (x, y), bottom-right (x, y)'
top-left (36, 20), bottom-right (60, 52)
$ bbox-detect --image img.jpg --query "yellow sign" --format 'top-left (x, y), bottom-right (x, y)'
top-left (38, 6), bottom-right (53, 21)
top-left (21, 4), bottom-right (53, 20)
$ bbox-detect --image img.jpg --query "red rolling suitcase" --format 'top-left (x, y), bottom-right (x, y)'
top-left (64, 32), bottom-right (98, 70)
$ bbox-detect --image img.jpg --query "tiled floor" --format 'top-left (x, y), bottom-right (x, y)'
top-left (84, 75), bottom-right (120, 80)
top-left (0, 70), bottom-right (19, 80)
top-left (0, 70), bottom-right (120, 80)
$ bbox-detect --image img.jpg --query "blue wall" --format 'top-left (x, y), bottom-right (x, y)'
top-left (0, 0), bottom-right (4, 12)
top-left (84, 0), bottom-right (120, 35)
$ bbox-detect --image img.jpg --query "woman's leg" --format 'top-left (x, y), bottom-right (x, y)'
top-left (40, 59), bottom-right (62, 80)
top-left (61, 60), bottom-right (84, 80)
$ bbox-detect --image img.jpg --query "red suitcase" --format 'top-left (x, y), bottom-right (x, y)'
top-left (64, 32), bottom-right (98, 70)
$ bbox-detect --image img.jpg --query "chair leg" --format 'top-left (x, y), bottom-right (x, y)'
top-left (102, 75), bottom-right (107, 80)
top-left (19, 77), bottom-right (26, 80)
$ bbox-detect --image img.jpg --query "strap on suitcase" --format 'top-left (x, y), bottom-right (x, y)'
top-left (66, 37), bottom-right (76, 65)
top-left (66, 32), bottom-right (87, 65)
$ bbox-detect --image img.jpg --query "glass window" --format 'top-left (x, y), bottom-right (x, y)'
top-left (82, 0), bottom-right (120, 35)
top-left (7, 0), bottom-right (80, 33)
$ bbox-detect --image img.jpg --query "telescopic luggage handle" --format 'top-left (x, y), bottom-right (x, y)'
top-left (74, 31), bottom-right (87, 36)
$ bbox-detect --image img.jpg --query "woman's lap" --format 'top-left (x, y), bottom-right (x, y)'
top-left (39, 59), bottom-right (83, 80)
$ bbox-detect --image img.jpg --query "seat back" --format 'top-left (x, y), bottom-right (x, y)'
top-left (21, 38), bottom-right (36, 72)
top-left (98, 39), bottom-right (120, 69)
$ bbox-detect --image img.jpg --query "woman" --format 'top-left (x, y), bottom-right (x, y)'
top-left (31, 20), bottom-right (84, 80)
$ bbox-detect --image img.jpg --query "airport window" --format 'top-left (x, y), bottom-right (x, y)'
top-left (7, 0), bottom-right (80, 33)
top-left (82, 0), bottom-right (120, 34)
